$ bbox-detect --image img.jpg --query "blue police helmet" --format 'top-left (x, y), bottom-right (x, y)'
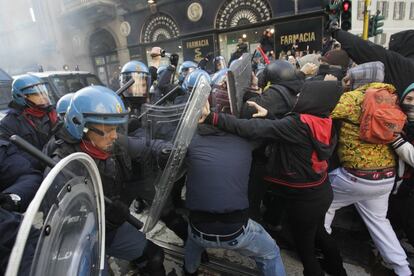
top-left (178, 61), bottom-right (198, 75)
top-left (178, 61), bottom-right (198, 83)
top-left (213, 56), bottom-right (227, 72)
top-left (120, 60), bottom-right (149, 74)
top-left (182, 69), bottom-right (211, 92)
top-left (211, 68), bottom-right (229, 87)
top-left (56, 93), bottom-right (74, 116)
top-left (65, 86), bottom-right (129, 140)
top-left (12, 74), bottom-right (48, 106)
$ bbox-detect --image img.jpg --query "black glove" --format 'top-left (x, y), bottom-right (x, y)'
top-left (0, 193), bottom-right (21, 212)
top-left (106, 198), bottom-right (130, 227)
top-left (170, 53), bottom-right (179, 67)
top-left (205, 52), bottom-right (213, 61)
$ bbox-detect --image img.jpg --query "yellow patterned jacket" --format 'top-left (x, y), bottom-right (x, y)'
top-left (331, 82), bottom-right (396, 169)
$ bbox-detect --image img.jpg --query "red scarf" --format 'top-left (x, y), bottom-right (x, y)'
top-left (80, 140), bottom-right (110, 160)
top-left (24, 107), bottom-right (58, 125)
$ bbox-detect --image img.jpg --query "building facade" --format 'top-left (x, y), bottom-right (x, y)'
top-left (1, 0), bottom-right (325, 85)
top-left (352, 0), bottom-right (414, 46)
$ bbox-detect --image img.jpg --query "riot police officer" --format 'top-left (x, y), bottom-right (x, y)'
top-left (0, 74), bottom-right (58, 168)
top-left (178, 61), bottom-right (198, 85)
top-left (45, 86), bottom-right (167, 276)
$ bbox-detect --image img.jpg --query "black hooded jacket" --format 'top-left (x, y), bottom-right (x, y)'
top-left (205, 81), bottom-right (343, 188)
top-left (241, 79), bottom-right (304, 119)
top-left (332, 29), bottom-right (414, 96)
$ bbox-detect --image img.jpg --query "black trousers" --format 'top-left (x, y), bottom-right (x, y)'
top-left (272, 180), bottom-right (347, 276)
top-left (388, 182), bottom-right (414, 247)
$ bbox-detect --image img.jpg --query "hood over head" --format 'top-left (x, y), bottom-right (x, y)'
top-left (401, 83), bottom-right (414, 103)
top-left (348, 61), bottom-right (385, 90)
top-left (292, 80), bottom-right (343, 117)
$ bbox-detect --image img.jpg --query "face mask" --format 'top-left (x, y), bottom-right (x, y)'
top-left (401, 103), bottom-right (414, 121)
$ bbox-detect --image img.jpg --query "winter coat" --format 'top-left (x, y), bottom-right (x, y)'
top-left (206, 81), bottom-right (342, 188)
top-left (185, 125), bottom-right (253, 213)
top-left (331, 83), bottom-right (396, 169)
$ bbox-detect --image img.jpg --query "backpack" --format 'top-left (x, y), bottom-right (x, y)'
top-left (359, 87), bottom-right (407, 144)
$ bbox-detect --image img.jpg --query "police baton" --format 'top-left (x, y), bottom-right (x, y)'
top-left (136, 85), bottom-right (180, 120)
top-left (9, 134), bottom-right (144, 230)
top-left (115, 78), bottom-right (135, 96)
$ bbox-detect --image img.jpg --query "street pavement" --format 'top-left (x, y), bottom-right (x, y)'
top-left (109, 209), bottom-right (374, 276)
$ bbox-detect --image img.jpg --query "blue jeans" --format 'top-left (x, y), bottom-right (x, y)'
top-left (184, 219), bottom-right (286, 276)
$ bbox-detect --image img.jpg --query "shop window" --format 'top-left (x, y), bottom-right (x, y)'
top-left (219, 26), bottom-right (274, 64)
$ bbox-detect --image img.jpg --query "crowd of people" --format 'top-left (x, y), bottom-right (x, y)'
top-left (0, 23), bottom-right (413, 276)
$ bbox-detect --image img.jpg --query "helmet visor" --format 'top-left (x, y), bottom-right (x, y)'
top-left (23, 83), bottom-right (52, 107)
top-left (180, 67), bottom-right (196, 79)
top-left (120, 72), bottom-right (149, 98)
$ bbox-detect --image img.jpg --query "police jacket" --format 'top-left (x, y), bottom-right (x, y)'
top-left (0, 103), bottom-right (56, 169)
top-left (0, 139), bottom-right (42, 211)
top-left (205, 81), bottom-right (342, 188)
top-left (45, 128), bottom-right (170, 228)
top-left (185, 125), bottom-right (252, 214)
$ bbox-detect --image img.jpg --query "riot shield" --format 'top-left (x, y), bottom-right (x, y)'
top-left (143, 74), bottom-right (211, 233)
top-left (6, 153), bottom-right (105, 276)
top-left (227, 53), bottom-right (252, 118)
top-left (141, 103), bottom-right (187, 143)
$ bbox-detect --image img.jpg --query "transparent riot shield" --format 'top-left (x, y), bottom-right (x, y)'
top-left (143, 74), bottom-right (211, 233)
top-left (141, 103), bottom-right (187, 144)
top-left (228, 53), bottom-right (252, 117)
top-left (6, 153), bottom-right (105, 276)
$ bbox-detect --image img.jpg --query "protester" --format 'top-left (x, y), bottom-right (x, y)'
top-left (199, 81), bottom-right (346, 276)
top-left (183, 88), bottom-right (285, 276)
top-left (325, 61), bottom-right (411, 276)
top-left (389, 83), bottom-right (414, 249)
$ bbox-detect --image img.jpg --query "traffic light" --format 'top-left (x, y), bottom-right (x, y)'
top-left (368, 10), bottom-right (385, 37)
top-left (341, 0), bottom-right (352, 31)
top-left (325, 1), bottom-right (341, 22)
